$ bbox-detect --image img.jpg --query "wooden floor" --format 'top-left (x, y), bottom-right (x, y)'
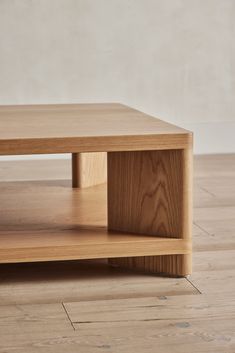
top-left (0, 154), bottom-right (234, 352)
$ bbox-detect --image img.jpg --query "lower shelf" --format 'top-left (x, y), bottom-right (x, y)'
top-left (0, 180), bottom-right (190, 263)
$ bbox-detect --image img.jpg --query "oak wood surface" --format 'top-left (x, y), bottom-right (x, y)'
top-left (108, 150), bottom-right (184, 237)
top-left (0, 181), bottom-right (190, 263)
top-left (0, 232), bottom-right (189, 264)
top-left (108, 149), bottom-right (192, 276)
top-left (0, 103), bottom-right (192, 155)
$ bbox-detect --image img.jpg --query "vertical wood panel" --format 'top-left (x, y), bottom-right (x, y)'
top-left (108, 149), bottom-right (192, 276)
top-left (108, 150), bottom-right (183, 237)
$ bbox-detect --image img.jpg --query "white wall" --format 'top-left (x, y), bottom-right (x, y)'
top-left (0, 0), bottom-right (235, 155)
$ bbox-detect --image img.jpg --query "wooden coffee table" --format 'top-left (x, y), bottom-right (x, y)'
top-left (0, 103), bottom-right (193, 276)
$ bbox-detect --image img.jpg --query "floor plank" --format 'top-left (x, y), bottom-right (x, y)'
top-left (190, 269), bottom-right (235, 295)
top-left (65, 294), bottom-right (235, 323)
top-left (193, 250), bottom-right (235, 272)
top-left (194, 178), bottom-right (235, 207)
top-left (194, 154), bottom-right (235, 178)
top-left (0, 313), bottom-right (234, 353)
top-left (0, 260), bottom-right (197, 306)
top-left (73, 317), bottom-right (235, 353)
top-left (193, 207), bottom-right (235, 251)
top-left (193, 224), bottom-right (235, 251)
top-left (193, 184), bottom-right (216, 209)
top-left (0, 303), bottom-right (72, 335)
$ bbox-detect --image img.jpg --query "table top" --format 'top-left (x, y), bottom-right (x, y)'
top-left (0, 103), bottom-right (192, 155)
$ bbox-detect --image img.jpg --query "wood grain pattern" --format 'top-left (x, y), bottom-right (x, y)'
top-left (0, 181), bottom-right (190, 264)
top-left (0, 233), bottom-right (190, 264)
top-left (0, 303), bottom-right (72, 334)
top-left (108, 149), bottom-right (192, 276)
top-left (72, 152), bottom-right (107, 188)
top-left (0, 103), bottom-right (192, 155)
top-left (65, 293), bottom-right (235, 323)
top-left (108, 150), bottom-right (184, 237)
top-left (109, 254), bottom-right (191, 277)
top-left (1, 317), bottom-right (234, 353)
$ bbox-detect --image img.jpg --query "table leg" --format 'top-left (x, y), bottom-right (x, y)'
top-left (107, 149), bottom-right (192, 277)
top-left (72, 152), bottom-right (107, 188)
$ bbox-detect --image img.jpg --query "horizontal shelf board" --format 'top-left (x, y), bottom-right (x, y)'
top-left (0, 180), bottom-right (189, 263)
top-left (0, 229), bottom-right (190, 263)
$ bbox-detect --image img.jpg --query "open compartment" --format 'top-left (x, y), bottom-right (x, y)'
top-left (0, 177), bottom-right (188, 264)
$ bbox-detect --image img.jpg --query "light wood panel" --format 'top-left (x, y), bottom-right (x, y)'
top-left (0, 181), bottom-right (190, 264)
top-left (0, 231), bottom-right (189, 264)
top-left (108, 150), bottom-right (183, 237)
top-left (108, 149), bottom-right (192, 276)
top-left (0, 103), bottom-right (192, 155)
top-left (72, 152), bottom-right (107, 188)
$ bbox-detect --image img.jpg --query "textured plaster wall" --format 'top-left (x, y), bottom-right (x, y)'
top-left (0, 0), bottom-right (234, 150)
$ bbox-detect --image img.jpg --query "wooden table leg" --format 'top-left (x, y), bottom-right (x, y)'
top-left (72, 152), bottom-right (107, 188)
top-left (107, 149), bottom-right (192, 277)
